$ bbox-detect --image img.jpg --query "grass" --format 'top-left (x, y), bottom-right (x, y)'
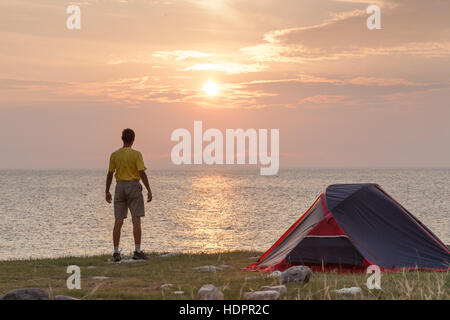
top-left (0, 251), bottom-right (448, 300)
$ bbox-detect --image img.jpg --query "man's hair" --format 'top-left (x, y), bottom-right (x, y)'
top-left (122, 128), bottom-right (135, 144)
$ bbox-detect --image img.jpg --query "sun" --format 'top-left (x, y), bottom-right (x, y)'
top-left (203, 81), bottom-right (219, 96)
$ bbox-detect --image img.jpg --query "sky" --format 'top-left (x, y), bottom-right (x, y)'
top-left (0, 0), bottom-right (450, 169)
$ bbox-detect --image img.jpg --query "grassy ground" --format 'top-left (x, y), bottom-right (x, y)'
top-left (0, 251), bottom-right (448, 300)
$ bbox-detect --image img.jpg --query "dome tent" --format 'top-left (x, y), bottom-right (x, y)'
top-left (247, 184), bottom-right (450, 273)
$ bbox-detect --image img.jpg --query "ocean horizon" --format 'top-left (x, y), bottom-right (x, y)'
top-left (0, 168), bottom-right (449, 261)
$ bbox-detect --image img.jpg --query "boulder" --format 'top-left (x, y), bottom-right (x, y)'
top-left (259, 285), bottom-right (287, 297)
top-left (243, 290), bottom-right (280, 300)
top-left (0, 288), bottom-right (49, 300)
top-left (280, 266), bottom-right (312, 284)
top-left (197, 284), bottom-right (224, 300)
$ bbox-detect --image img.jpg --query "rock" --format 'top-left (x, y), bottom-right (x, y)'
top-left (108, 259), bottom-right (145, 264)
top-left (173, 291), bottom-right (184, 295)
top-left (92, 276), bottom-right (109, 280)
top-left (120, 259), bottom-right (145, 263)
top-left (192, 265), bottom-right (223, 272)
top-left (218, 265), bottom-right (232, 269)
top-left (197, 284), bottom-right (224, 300)
top-left (160, 252), bottom-right (180, 258)
top-left (259, 285), bottom-right (287, 297)
top-left (0, 288), bottom-right (49, 300)
top-left (267, 271), bottom-right (282, 278)
top-left (245, 276), bottom-right (258, 281)
top-left (334, 287), bottom-right (362, 295)
top-left (280, 266), bottom-right (312, 284)
top-left (244, 290), bottom-right (280, 300)
top-left (160, 284), bottom-right (174, 290)
top-left (54, 295), bottom-right (79, 300)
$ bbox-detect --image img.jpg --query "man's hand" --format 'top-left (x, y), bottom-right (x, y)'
top-left (105, 171), bottom-right (114, 204)
top-left (105, 191), bottom-right (112, 203)
top-left (139, 170), bottom-right (153, 203)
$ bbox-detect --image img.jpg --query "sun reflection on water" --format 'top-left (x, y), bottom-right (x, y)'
top-left (174, 172), bottom-right (243, 251)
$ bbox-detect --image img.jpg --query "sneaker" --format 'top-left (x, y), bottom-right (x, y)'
top-left (133, 251), bottom-right (149, 260)
top-left (113, 252), bottom-right (121, 262)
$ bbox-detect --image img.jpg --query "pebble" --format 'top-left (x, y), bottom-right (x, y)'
top-left (92, 276), bottom-right (109, 280)
top-left (244, 290), bottom-right (280, 300)
top-left (160, 284), bottom-right (174, 290)
top-left (260, 285), bottom-right (287, 297)
top-left (280, 266), bottom-right (312, 284)
top-left (334, 287), bottom-right (362, 295)
top-left (197, 284), bottom-right (224, 300)
top-left (160, 253), bottom-right (180, 258)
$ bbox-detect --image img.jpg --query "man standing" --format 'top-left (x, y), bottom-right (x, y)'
top-left (105, 128), bottom-right (152, 262)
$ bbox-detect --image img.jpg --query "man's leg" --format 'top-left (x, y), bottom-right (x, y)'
top-left (130, 182), bottom-right (147, 260)
top-left (131, 216), bottom-right (148, 259)
top-left (113, 181), bottom-right (127, 258)
top-left (132, 216), bottom-right (141, 251)
top-left (113, 218), bottom-right (124, 250)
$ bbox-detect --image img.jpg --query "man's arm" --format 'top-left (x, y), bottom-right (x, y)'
top-left (105, 171), bottom-right (114, 203)
top-left (139, 170), bottom-right (152, 202)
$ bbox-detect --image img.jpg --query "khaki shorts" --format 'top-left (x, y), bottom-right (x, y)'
top-left (114, 180), bottom-right (145, 219)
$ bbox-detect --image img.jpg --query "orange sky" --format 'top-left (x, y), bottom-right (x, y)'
top-left (1, 0), bottom-right (450, 169)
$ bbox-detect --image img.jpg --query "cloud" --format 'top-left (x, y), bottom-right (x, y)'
top-left (297, 95), bottom-right (355, 108)
top-left (295, 74), bottom-right (423, 87)
top-left (242, 0), bottom-right (450, 63)
top-left (0, 69), bottom-right (437, 110)
top-left (1, 0), bottom-right (449, 112)
top-left (152, 50), bottom-right (214, 61)
top-left (106, 50), bottom-right (213, 65)
top-left (345, 76), bottom-right (420, 87)
top-left (184, 62), bottom-right (268, 74)
top-left (0, 78), bottom-right (68, 90)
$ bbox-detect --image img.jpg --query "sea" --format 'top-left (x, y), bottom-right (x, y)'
top-left (0, 168), bottom-right (449, 260)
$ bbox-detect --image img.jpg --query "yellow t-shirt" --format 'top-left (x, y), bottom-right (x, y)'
top-left (108, 147), bottom-right (147, 181)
